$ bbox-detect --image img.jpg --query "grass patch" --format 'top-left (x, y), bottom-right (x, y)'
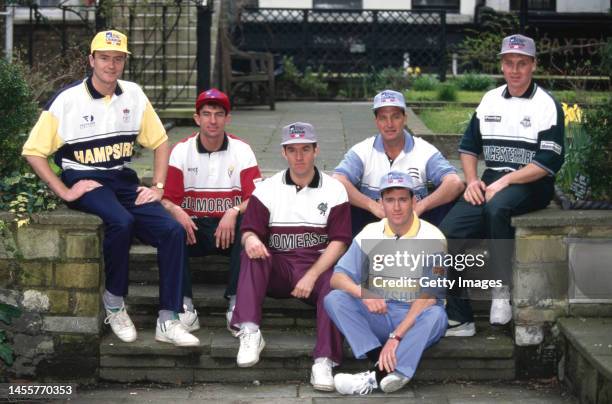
top-left (405, 90), bottom-right (485, 103)
top-left (416, 107), bottom-right (474, 134)
top-left (548, 90), bottom-right (609, 104)
top-left (405, 89), bottom-right (609, 104)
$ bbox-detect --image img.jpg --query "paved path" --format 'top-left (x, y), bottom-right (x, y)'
top-left (61, 380), bottom-right (576, 403)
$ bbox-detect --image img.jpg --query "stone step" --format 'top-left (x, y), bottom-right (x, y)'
top-left (126, 55), bottom-right (196, 71)
top-left (129, 40), bottom-right (198, 54)
top-left (121, 69), bottom-right (197, 83)
top-left (129, 245), bottom-right (229, 284)
top-left (126, 284), bottom-right (496, 333)
top-left (99, 326), bottom-right (515, 384)
top-left (557, 317), bottom-right (612, 404)
top-left (127, 284), bottom-right (314, 325)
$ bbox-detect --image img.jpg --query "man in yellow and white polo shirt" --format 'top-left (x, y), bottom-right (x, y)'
top-left (22, 30), bottom-right (199, 347)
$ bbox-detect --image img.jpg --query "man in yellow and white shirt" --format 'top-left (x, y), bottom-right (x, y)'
top-left (22, 30), bottom-right (199, 347)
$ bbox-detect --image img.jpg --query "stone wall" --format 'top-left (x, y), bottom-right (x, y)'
top-left (512, 208), bottom-right (612, 342)
top-left (0, 209), bottom-right (102, 383)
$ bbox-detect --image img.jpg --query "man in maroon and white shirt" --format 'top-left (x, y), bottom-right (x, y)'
top-left (162, 89), bottom-right (261, 334)
top-left (229, 122), bottom-right (352, 392)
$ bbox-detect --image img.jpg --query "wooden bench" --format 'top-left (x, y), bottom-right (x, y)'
top-left (220, 28), bottom-right (275, 110)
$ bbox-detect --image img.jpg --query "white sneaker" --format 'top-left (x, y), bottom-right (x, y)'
top-left (104, 305), bottom-right (137, 342)
top-left (226, 306), bottom-right (238, 337)
top-left (310, 358), bottom-right (334, 391)
top-left (444, 320), bottom-right (476, 337)
top-left (380, 371), bottom-right (410, 393)
top-left (490, 299), bottom-right (512, 325)
top-left (236, 328), bottom-right (265, 367)
top-left (334, 371), bottom-right (378, 395)
top-left (155, 319), bottom-right (200, 347)
top-left (179, 307), bottom-right (200, 332)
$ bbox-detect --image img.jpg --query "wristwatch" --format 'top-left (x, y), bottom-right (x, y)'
top-left (154, 182), bottom-right (164, 190)
top-left (389, 332), bottom-right (402, 342)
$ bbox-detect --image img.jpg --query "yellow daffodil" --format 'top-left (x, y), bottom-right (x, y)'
top-left (562, 102), bottom-right (583, 126)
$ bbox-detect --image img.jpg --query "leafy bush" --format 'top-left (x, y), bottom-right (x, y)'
top-left (453, 73), bottom-right (496, 91)
top-left (0, 303), bottom-right (21, 367)
top-left (372, 67), bottom-right (411, 92)
top-left (456, 10), bottom-right (520, 74)
top-left (411, 74), bottom-right (439, 91)
top-left (0, 172), bottom-right (59, 227)
top-left (0, 59), bottom-right (38, 178)
top-left (556, 98), bottom-right (612, 201)
top-left (600, 38), bottom-right (612, 78)
top-left (436, 83), bottom-right (458, 102)
top-left (278, 56), bottom-right (328, 98)
top-left (0, 58), bottom-right (61, 227)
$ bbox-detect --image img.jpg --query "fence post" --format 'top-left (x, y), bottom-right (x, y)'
top-left (439, 10), bottom-right (447, 82)
top-left (2, 5), bottom-right (14, 62)
top-left (196, 0), bottom-right (212, 93)
top-left (96, 0), bottom-right (106, 30)
top-left (519, 0), bottom-right (528, 34)
top-left (301, 9), bottom-right (309, 71)
top-left (162, 4), bottom-right (168, 106)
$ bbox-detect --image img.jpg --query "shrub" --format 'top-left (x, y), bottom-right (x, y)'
top-left (411, 74), bottom-right (439, 91)
top-left (278, 56), bottom-right (328, 98)
top-left (556, 98), bottom-right (612, 202)
top-left (0, 59), bottom-right (38, 178)
top-left (0, 303), bottom-right (21, 367)
top-left (456, 10), bottom-right (520, 74)
top-left (436, 83), bottom-right (458, 101)
top-left (372, 67), bottom-right (411, 92)
top-left (0, 58), bottom-right (61, 227)
top-left (453, 73), bottom-right (496, 91)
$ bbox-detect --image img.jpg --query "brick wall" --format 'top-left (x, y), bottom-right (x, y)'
top-left (512, 208), bottom-right (612, 347)
top-left (0, 208), bottom-right (102, 382)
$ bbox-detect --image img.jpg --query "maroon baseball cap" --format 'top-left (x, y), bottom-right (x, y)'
top-left (195, 88), bottom-right (231, 113)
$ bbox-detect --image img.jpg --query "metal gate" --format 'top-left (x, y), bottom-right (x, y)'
top-left (12, 0), bottom-right (199, 108)
top-left (235, 7), bottom-right (447, 80)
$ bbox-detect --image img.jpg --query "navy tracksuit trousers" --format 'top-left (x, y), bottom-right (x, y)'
top-left (63, 168), bottom-right (185, 313)
top-left (439, 169), bottom-right (554, 323)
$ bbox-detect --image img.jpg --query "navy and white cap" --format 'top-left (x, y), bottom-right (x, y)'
top-left (379, 171), bottom-right (416, 193)
top-left (499, 34), bottom-right (536, 57)
top-left (281, 122), bottom-right (317, 145)
top-left (372, 90), bottom-right (406, 111)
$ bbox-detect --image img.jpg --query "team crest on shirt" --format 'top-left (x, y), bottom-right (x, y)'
top-left (520, 116), bottom-right (531, 128)
top-left (317, 202), bottom-right (328, 216)
top-left (80, 114), bottom-right (95, 129)
top-left (122, 108), bottom-right (131, 123)
top-left (228, 165), bottom-right (235, 177)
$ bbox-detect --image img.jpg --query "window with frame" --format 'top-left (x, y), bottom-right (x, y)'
top-left (510, 0), bottom-right (556, 11)
top-left (412, 0), bottom-right (460, 12)
top-left (313, 0), bottom-right (363, 9)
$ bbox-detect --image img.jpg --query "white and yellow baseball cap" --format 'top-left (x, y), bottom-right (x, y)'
top-left (90, 30), bottom-right (131, 54)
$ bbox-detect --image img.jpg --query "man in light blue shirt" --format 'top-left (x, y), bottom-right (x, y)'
top-left (333, 90), bottom-right (464, 236)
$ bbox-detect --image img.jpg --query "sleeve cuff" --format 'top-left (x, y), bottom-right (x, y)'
top-left (532, 160), bottom-right (555, 176)
top-left (21, 149), bottom-right (48, 158)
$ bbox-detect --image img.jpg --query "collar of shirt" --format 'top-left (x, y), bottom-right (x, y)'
top-left (196, 133), bottom-right (229, 154)
top-left (383, 212), bottom-right (421, 238)
top-left (502, 81), bottom-right (537, 99)
top-left (284, 166), bottom-right (321, 191)
top-left (85, 75), bottom-right (124, 99)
